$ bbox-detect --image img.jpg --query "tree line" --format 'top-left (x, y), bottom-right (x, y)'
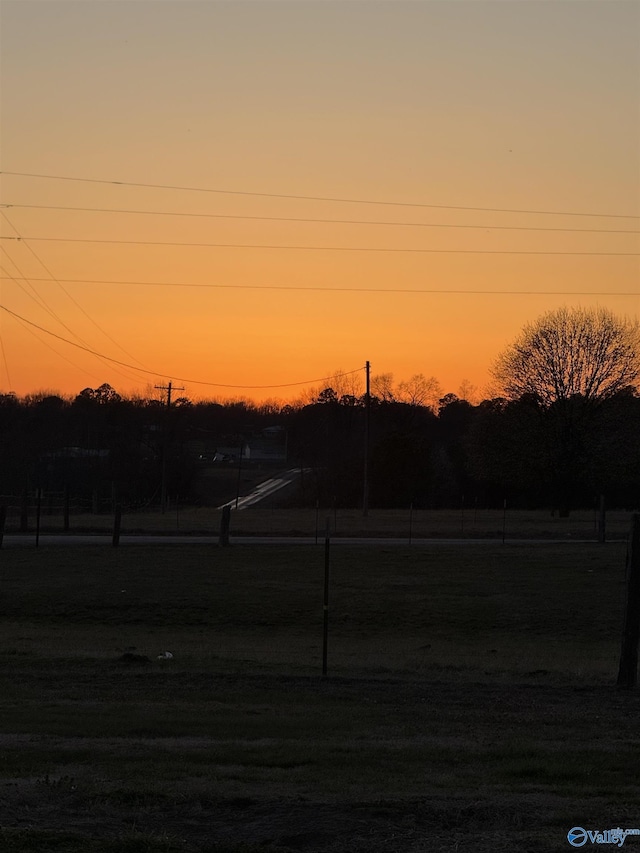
top-left (1, 307), bottom-right (639, 513)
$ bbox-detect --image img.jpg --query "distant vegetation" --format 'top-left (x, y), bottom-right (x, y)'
top-left (2, 308), bottom-right (639, 512)
top-left (1, 378), bottom-right (638, 514)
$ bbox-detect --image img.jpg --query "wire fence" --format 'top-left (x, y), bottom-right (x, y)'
top-left (0, 491), bottom-right (636, 541)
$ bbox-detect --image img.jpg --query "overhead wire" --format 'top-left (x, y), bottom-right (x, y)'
top-left (1, 236), bottom-right (638, 256)
top-left (1, 203), bottom-right (638, 235)
top-left (3, 176), bottom-right (636, 402)
top-left (0, 234), bottom-right (88, 335)
top-left (0, 255), bottom-right (58, 319)
top-left (11, 315), bottom-right (104, 383)
top-left (1, 269), bottom-right (106, 383)
top-left (1, 211), bottom-right (149, 377)
top-left (1, 275), bottom-right (637, 297)
top-left (0, 263), bottom-right (146, 389)
top-left (0, 303), bottom-right (365, 389)
top-left (0, 316), bottom-right (11, 390)
top-left (1, 170), bottom-right (639, 219)
top-left (1, 262), bottom-right (55, 314)
top-left (0, 264), bottom-right (97, 365)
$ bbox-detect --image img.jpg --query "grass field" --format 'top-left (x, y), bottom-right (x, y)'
top-left (0, 541), bottom-right (639, 851)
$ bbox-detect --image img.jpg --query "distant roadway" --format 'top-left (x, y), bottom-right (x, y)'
top-left (217, 468), bottom-right (309, 511)
top-left (2, 535), bottom-right (605, 547)
top-left (4, 471), bottom-right (610, 546)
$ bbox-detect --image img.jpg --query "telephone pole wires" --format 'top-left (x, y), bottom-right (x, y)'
top-left (363, 360), bottom-right (370, 517)
top-left (154, 381), bottom-right (184, 513)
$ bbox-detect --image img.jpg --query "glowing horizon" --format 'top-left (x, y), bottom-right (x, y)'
top-left (1, 1), bottom-right (638, 403)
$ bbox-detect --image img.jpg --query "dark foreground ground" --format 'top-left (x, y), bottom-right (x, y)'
top-left (0, 542), bottom-right (639, 852)
top-left (2, 674), bottom-right (640, 852)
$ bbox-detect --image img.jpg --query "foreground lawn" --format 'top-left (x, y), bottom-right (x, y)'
top-left (0, 543), bottom-right (638, 852)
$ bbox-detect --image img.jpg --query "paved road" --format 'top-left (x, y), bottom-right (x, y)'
top-left (217, 468), bottom-right (309, 511)
top-left (1, 534), bottom-right (607, 548)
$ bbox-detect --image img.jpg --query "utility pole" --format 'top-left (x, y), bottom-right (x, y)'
top-left (617, 514), bottom-right (640, 688)
top-left (363, 360), bottom-right (370, 517)
top-left (155, 380), bottom-right (184, 410)
top-left (154, 381), bottom-right (184, 513)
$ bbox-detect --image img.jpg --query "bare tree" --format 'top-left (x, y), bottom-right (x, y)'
top-left (299, 369), bottom-right (364, 407)
top-left (327, 369), bottom-right (364, 400)
top-left (396, 374), bottom-right (443, 410)
top-left (371, 373), bottom-right (395, 402)
top-left (458, 379), bottom-right (479, 404)
top-left (493, 306), bottom-right (640, 406)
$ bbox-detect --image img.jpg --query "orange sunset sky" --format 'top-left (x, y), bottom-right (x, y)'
top-left (1, 0), bottom-right (639, 404)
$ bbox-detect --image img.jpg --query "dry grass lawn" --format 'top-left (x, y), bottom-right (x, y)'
top-left (0, 541), bottom-right (638, 852)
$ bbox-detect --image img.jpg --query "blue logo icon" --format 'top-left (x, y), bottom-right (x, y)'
top-left (568, 827), bottom-right (588, 847)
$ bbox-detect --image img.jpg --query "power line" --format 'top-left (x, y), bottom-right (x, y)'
top-left (0, 280), bottom-right (105, 383)
top-left (0, 226), bottom-right (93, 341)
top-left (0, 264), bottom-right (118, 382)
top-left (2, 276), bottom-right (637, 297)
top-left (0, 303), bottom-right (365, 389)
top-left (13, 315), bottom-right (103, 382)
top-left (2, 212), bottom-right (148, 372)
top-left (1, 213), bottom-right (148, 384)
top-left (2, 203), bottom-right (638, 235)
top-left (2, 236), bottom-right (638, 256)
top-left (0, 324), bottom-right (11, 390)
top-left (0, 257), bottom-right (64, 321)
top-left (2, 170), bottom-right (638, 219)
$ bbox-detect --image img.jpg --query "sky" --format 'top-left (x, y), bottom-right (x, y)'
top-left (1, 0), bottom-right (639, 403)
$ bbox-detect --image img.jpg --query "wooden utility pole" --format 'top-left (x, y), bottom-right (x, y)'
top-left (363, 360), bottom-right (370, 517)
top-left (20, 484), bottom-right (28, 533)
top-left (598, 494), bottom-right (606, 544)
top-left (35, 488), bottom-right (42, 548)
top-left (154, 381), bottom-right (184, 514)
top-left (235, 439), bottom-right (244, 509)
top-left (322, 518), bottom-right (331, 676)
top-left (617, 514), bottom-right (640, 689)
top-left (0, 505), bottom-right (6, 549)
top-left (112, 504), bottom-right (122, 547)
top-left (219, 504), bottom-right (231, 547)
top-left (155, 380), bottom-right (184, 410)
top-left (63, 484), bottom-right (70, 533)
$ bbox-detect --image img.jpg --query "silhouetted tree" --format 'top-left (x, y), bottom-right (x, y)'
top-left (316, 388), bottom-right (338, 405)
top-left (492, 307), bottom-right (640, 513)
top-left (493, 306), bottom-right (640, 406)
top-left (75, 383), bottom-right (121, 405)
top-left (467, 396), bottom-right (548, 507)
top-left (396, 374), bottom-right (442, 409)
top-left (371, 372), bottom-right (395, 403)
